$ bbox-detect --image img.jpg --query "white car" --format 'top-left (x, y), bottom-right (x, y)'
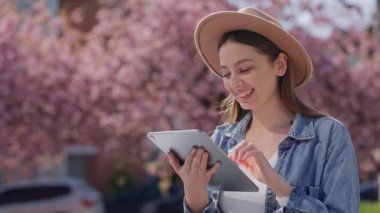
top-left (0, 178), bottom-right (106, 213)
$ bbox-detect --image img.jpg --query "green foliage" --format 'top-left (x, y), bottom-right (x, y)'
top-left (360, 201), bottom-right (380, 213)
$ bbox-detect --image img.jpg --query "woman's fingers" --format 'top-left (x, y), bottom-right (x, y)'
top-left (234, 141), bottom-right (258, 161)
top-left (199, 151), bottom-right (209, 173)
top-left (183, 147), bottom-right (197, 171)
top-left (191, 148), bottom-right (205, 170)
top-left (169, 146), bottom-right (217, 172)
top-left (241, 149), bottom-right (261, 162)
top-left (206, 161), bottom-right (221, 177)
top-left (229, 140), bottom-right (247, 161)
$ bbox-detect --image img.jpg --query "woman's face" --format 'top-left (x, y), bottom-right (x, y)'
top-left (219, 40), bottom-right (286, 111)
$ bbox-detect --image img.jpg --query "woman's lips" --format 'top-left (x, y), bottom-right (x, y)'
top-left (237, 88), bottom-right (254, 98)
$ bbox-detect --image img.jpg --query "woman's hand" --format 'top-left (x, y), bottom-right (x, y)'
top-left (167, 147), bottom-right (221, 212)
top-left (229, 140), bottom-right (292, 197)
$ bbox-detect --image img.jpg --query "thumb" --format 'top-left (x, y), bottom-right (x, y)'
top-left (206, 161), bottom-right (221, 177)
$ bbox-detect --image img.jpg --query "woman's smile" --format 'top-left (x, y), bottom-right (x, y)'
top-left (236, 88), bottom-right (254, 100)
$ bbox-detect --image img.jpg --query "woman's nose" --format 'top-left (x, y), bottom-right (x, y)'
top-left (230, 73), bottom-right (242, 87)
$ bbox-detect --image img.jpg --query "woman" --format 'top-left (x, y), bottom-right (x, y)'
top-left (167, 7), bottom-right (359, 213)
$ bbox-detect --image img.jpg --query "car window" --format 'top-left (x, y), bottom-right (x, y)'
top-left (0, 185), bottom-right (71, 205)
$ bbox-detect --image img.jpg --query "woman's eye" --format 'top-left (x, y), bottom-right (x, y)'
top-left (240, 68), bottom-right (251, 73)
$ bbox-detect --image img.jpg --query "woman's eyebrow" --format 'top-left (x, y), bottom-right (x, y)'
top-left (234, 58), bottom-right (255, 68)
top-left (220, 58), bottom-right (255, 70)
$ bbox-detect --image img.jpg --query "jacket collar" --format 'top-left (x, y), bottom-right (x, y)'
top-left (218, 112), bottom-right (315, 142)
top-left (287, 113), bottom-right (315, 140)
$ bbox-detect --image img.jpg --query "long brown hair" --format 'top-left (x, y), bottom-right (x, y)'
top-left (218, 30), bottom-right (325, 123)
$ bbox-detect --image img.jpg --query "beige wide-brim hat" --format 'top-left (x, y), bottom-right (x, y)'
top-left (194, 7), bottom-right (312, 88)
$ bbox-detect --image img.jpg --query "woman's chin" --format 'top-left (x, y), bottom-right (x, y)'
top-left (239, 102), bottom-right (255, 111)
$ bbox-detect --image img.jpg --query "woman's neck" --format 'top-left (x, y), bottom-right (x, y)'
top-left (249, 96), bottom-right (295, 134)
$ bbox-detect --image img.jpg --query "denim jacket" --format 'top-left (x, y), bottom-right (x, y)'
top-left (184, 113), bottom-right (359, 213)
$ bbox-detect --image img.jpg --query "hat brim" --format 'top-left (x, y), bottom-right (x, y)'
top-left (195, 11), bottom-right (312, 88)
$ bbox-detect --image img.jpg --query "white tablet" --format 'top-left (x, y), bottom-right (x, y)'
top-left (146, 129), bottom-right (258, 192)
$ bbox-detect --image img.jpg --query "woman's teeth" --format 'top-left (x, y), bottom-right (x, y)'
top-left (238, 89), bottom-right (254, 98)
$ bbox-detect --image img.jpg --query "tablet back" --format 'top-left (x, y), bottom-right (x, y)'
top-left (147, 129), bottom-right (258, 192)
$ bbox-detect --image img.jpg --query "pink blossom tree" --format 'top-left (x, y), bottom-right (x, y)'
top-left (300, 29), bottom-right (380, 180)
top-left (1, 0), bottom-right (379, 187)
top-left (0, 0), bottom-right (232, 186)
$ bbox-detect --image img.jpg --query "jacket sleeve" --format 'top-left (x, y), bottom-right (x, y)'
top-left (275, 123), bottom-right (360, 213)
top-left (183, 190), bottom-right (222, 213)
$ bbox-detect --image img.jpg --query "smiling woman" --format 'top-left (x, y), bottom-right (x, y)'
top-left (166, 7), bottom-right (360, 213)
top-left (217, 30), bottom-right (324, 124)
top-left (219, 32), bottom-right (286, 114)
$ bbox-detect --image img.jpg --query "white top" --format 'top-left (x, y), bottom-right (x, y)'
top-left (219, 151), bottom-right (284, 213)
